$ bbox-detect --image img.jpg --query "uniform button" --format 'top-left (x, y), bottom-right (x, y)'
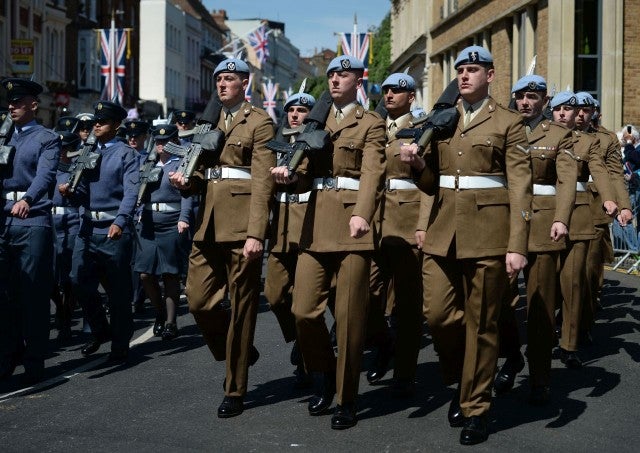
top-left (458, 151), bottom-right (462, 156)
top-left (541, 154), bottom-right (545, 159)
top-left (460, 133), bottom-right (465, 138)
top-left (456, 169), bottom-right (461, 174)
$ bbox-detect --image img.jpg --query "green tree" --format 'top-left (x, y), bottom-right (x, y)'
top-left (368, 13), bottom-right (391, 109)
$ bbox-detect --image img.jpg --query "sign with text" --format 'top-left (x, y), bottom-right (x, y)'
top-left (11, 40), bottom-right (34, 74)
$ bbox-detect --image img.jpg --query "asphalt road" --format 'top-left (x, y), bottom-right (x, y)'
top-left (1, 270), bottom-right (639, 452)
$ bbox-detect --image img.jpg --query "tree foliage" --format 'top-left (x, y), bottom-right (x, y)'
top-left (368, 13), bottom-right (391, 86)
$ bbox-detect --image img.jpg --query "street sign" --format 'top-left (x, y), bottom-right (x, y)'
top-left (10, 40), bottom-right (34, 74)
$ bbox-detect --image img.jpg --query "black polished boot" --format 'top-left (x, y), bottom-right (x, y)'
top-left (494, 352), bottom-right (525, 395)
top-left (331, 402), bottom-right (357, 429)
top-left (448, 384), bottom-right (464, 427)
top-left (308, 371), bottom-right (336, 415)
top-left (460, 414), bottom-right (488, 445)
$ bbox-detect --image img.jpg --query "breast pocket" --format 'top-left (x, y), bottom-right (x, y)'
top-left (334, 137), bottom-right (364, 171)
top-left (224, 136), bottom-right (253, 166)
top-left (530, 148), bottom-right (558, 182)
top-left (471, 135), bottom-right (505, 173)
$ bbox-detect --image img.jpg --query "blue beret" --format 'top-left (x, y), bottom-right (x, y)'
top-left (123, 120), bottom-right (150, 137)
top-left (326, 55), bottom-right (365, 74)
top-left (511, 75), bottom-right (547, 93)
top-left (454, 46), bottom-right (493, 68)
top-left (382, 73), bottom-right (416, 91)
top-left (56, 116), bottom-right (79, 132)
top-left (575, 91), bottom-right (596, 107)
top-left (214, 58), bottom-right (250, 78)
top-left (2, 78), bottom-right (43, 101)
top-left (93, 101), bottom-right (127, 122)
top-left (173, 110), bottom-right (196, 123)
top-left (549, 91), bottom-right (577, 109)
top-left (152, 124), bottom-right (178, 140)
top-left (284, 93), bottom-right (316, 112)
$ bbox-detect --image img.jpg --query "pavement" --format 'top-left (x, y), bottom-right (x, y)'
top-left (1, 270), bottom-right (639, 452)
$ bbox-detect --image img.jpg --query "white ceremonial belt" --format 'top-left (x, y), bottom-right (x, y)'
top-left (85, 209), bottom-right (119, 221)
top-left (588, 175), bottom-right (594, 183)
top-left (52, 206), bottom-right (75, 215)
top-left (532, 184), bottom-right (557, 196)
top-left (2, 190), bottom-right (26, 201)
top-left (386, 178), bottom-right (417, 191)
top-left (144, 202), bottom-right (181, 212)
top-left (576, 181), bottom-right (588, 192)
top-left (312, 177), bottom-right (360, 191)
top-left (204, 166), bottom-right (251, 180)
top-left (439, 175), bottom-right (506, 190)
top-left (275, 191), bottom-right (311, 203)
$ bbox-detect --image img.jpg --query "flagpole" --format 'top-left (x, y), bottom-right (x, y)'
top-left (110, 9), bottom-right (116, 101)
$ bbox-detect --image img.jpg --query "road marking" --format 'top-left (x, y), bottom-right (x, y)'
top-left (0, 325), bottom-right (155, 403)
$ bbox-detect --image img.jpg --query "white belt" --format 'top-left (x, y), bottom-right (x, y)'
top-left (275, 191), bottom-right (312, 203)
top-left (313, 177), bottom-right (360, 191)
top-left (204, 167), bottom-right (251, 180)
top-left (144, 202), bottom-right (181, 212)
top-left (576, 181), bottom-right (588, 192)
top-left (533, 184), bottom-right (557, 196)
top-left (439, 175), bottom-right (506, 190)
top-left (386, 178), bottom-right (417, 191)
top-left (52, 206), bottom-right (76, 215)
top-left (2, 190), bottom-right (26, 201)
top-left (85, 209), bottom-right (119, 221)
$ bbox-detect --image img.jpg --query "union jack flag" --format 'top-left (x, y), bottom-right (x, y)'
top-left (339, 32), bottom-right (371, 107)
top-left (100, 29), bottom-right (127, 103)
top-left (248, 24), bottom-right (270, 66)
top-left (245, 73), bottom-right (254, 102)
top-left (262, 79), bottom-right (279, 122)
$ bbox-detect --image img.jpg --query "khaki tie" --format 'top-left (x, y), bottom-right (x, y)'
top-left (388, 121), bottom-right (397, 137)
top-left (525, 124), bottom-right (532, 138)
top-left (225, 110), bottom-right (233, 130)
top-left (464, 107), bottom-right (473, 127)
top-left (335, 108), bottom-right (344, 124)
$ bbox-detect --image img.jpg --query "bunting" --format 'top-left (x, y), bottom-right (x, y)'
top-left (245, 73), bottom-right (254, 102)
top-left (262, 79), bottom-right (279, 122)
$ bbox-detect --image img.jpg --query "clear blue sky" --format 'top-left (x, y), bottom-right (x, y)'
top-left (202, 0), bottom-right (391, 56)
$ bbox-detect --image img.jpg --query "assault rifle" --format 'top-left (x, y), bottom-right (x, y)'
top-left (395, 78), bottom-right (460, 156)
top-left (0, 113), bottom-right (15, 166)
top-left (67, 129), bottom-right (100, 193)
top-left (266, 90), bottom-right (333, 176)
top-left (136, 136), bottom-right (161, 207)
top-left (165, 92), bottom-right (224, 184)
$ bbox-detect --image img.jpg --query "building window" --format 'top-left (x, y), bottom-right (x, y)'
top-left (574, 0), bottom-right (600, 95)
top-left (77, 30), bottom-right (100, 92)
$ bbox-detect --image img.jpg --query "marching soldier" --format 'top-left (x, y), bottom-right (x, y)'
top-left (0, 78), bottom-right (60, 385)
top-left (173, 109), bottom-right (196, 145)
top-left (550, 91), bottom-right (617, 368)
top-left (264, 91), bottom-right (316, 387)
top-left (272, 55), bottom-right (387, 429)
top-left (400, 46), bottom-right (532, 445)
top-left (134, 124), bottom-right (192, 340)
top-left (366, 73), bottom-right (423, 397)
top-left (61, 100), bottom-right (140, 364)
top-left (75, 113), bottom-right (96, 145)
top-left (169, 58), bottom-right (275, 418)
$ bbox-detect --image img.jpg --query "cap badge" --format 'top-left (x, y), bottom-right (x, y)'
top-left (469, 51), bottom-right (479, 63)
top-left (300, 97), bottom-right (309, 105)
top-left (97, 103), bottom-right (103, 110)
top-left (341, 59), bottom-right (351, 69)
top-left (159, 128), bottom-right (166, 135)
top-left (569, 97), bottom-right (576, 106)
top-left (528, 81), bottom-right (537, 90)
top-left (180, 112), bottom-right (187, 117)
top-left (6, 82), bottom-right (13, 90)
top-left (399, 79), bottom-right (408, 88)
top-left (227, 62), bottom-right (236, 71)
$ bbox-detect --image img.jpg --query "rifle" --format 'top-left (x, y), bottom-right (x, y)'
top-left (67, 129), bottom-right (100, 193)
top-left (0, 113), bottom-right (15, 166)
top-left (395, 78), bottom-right (460, 156)
top-left (266, 90), bottom-right (333, 176)
top-left (165, 92), bottom-right (224, 184)
top-left (135, 135), bottom-right (161, 207)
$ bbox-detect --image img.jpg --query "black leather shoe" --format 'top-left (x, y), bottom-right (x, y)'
top-left (308, 372), bottom-right (336, 415)
top-left (217, 396), bottom-right (244, 418)
top-left (390, 378), bottom-right (415, 398)
top-left (494, 353), bottom-right (525, 395)
top-left (559, 348), bottom-right (582, 369)
top-left (529, 385), bottom-right (550, 406)
top-left (153, 317), bottom-right (165, 337)
top-left (107, 350), bottom-right (129, 365)
top-left (81, 332), bottom-right (110, 356)
top-left (331, 403), bottom-right (357, 430)
top-left (366, 341), bottom-right (394, 384)
top-left (460, 415), bottom-right (488, 445)
top-left (162, 322), bottom-right (179, 340)
top-left (448, 385), bottom-right (465, 427)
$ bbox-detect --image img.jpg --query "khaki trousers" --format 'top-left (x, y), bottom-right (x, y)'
top-left (558, 240), bottom-right (589, 352)
top-left (264, 251), bottom-right (298, 343)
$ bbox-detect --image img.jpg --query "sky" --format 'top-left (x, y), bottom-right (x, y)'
top-left (202, 0), bottom-right (391, 57)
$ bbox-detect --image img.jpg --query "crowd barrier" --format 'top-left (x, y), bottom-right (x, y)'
top-left (610, 193), bottom-right (640, 274)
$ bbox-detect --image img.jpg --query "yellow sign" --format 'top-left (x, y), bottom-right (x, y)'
top-left (11, 40), bottom-right (34, 74)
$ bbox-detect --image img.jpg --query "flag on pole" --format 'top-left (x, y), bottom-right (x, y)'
top-left (245, 73), bottom-right (254, 102)
top-left (248, 24), bottom-right (270, 65)
top-left (99, 28), bottom-right (127, 103)
top-left (338, 31), bottom-right (371, 107)
top-left (282, 86), bottom-right (293, 102)
top-left (262, 79), bottom-right (279, 122)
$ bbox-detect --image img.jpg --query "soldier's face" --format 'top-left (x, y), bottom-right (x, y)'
top-left (7, 96), bottom-right (38, 126)
top-left (457, 64), bottom-right (494, 103)
top-left (287, 105), bottom-right (310, 128)
top-left (176, 121), bottom-right (192, 130)
top-left (383, 87), bottom-right (415, 116)
top-left (93, 118), bottom-right (118, 141)
top-left (576, 106), bottom-right (595, 130)
top-left (552, 105), bottom-right (577, 129)
top-left (514, 91), bottom-right (547, 120)
top-left (128, 134), bottom-right (146, 151)
top-left (327, 71), bottom-right (362, 105)
top-left (216, 73), bottom-right (248, 107)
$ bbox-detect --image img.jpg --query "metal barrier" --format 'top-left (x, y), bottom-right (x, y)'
top-left (610, 192), bottom-right (640, 274)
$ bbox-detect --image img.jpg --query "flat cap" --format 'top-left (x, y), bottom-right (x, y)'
top-left (173, 110), bottom-right (196, 124)
top-left (152, 124), bottom-right (178, 140)
top-left (93, 101), bottom-right (128, 122)
top-left (326, 55), bottom-right (365, 74)
top-left (123, 120), bottom-right (150, 137)
top-left (454, 45), bottom-right (493, 69)
top-left (511, 75), bottom-right (547, 93)
top-left (2, 78), bottom-right (44, 101)
top-left (56, 116), bottom-right (79, 132)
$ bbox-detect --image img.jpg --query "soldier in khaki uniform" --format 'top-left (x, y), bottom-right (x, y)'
top-left (575, 92), bottom-right (634, 339)
top-left (366, 73), bottom-right (423, 396)
top-left (169, 58), bottom-right (275, 418)
top-left (550, 91), bottom-right (617, 369)
top-left (264, 92), bottom-right (315, 387)
top-left (272, 55), bottom-right (386, 429)
top-left (400, 46), bottom-right (532, 445)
